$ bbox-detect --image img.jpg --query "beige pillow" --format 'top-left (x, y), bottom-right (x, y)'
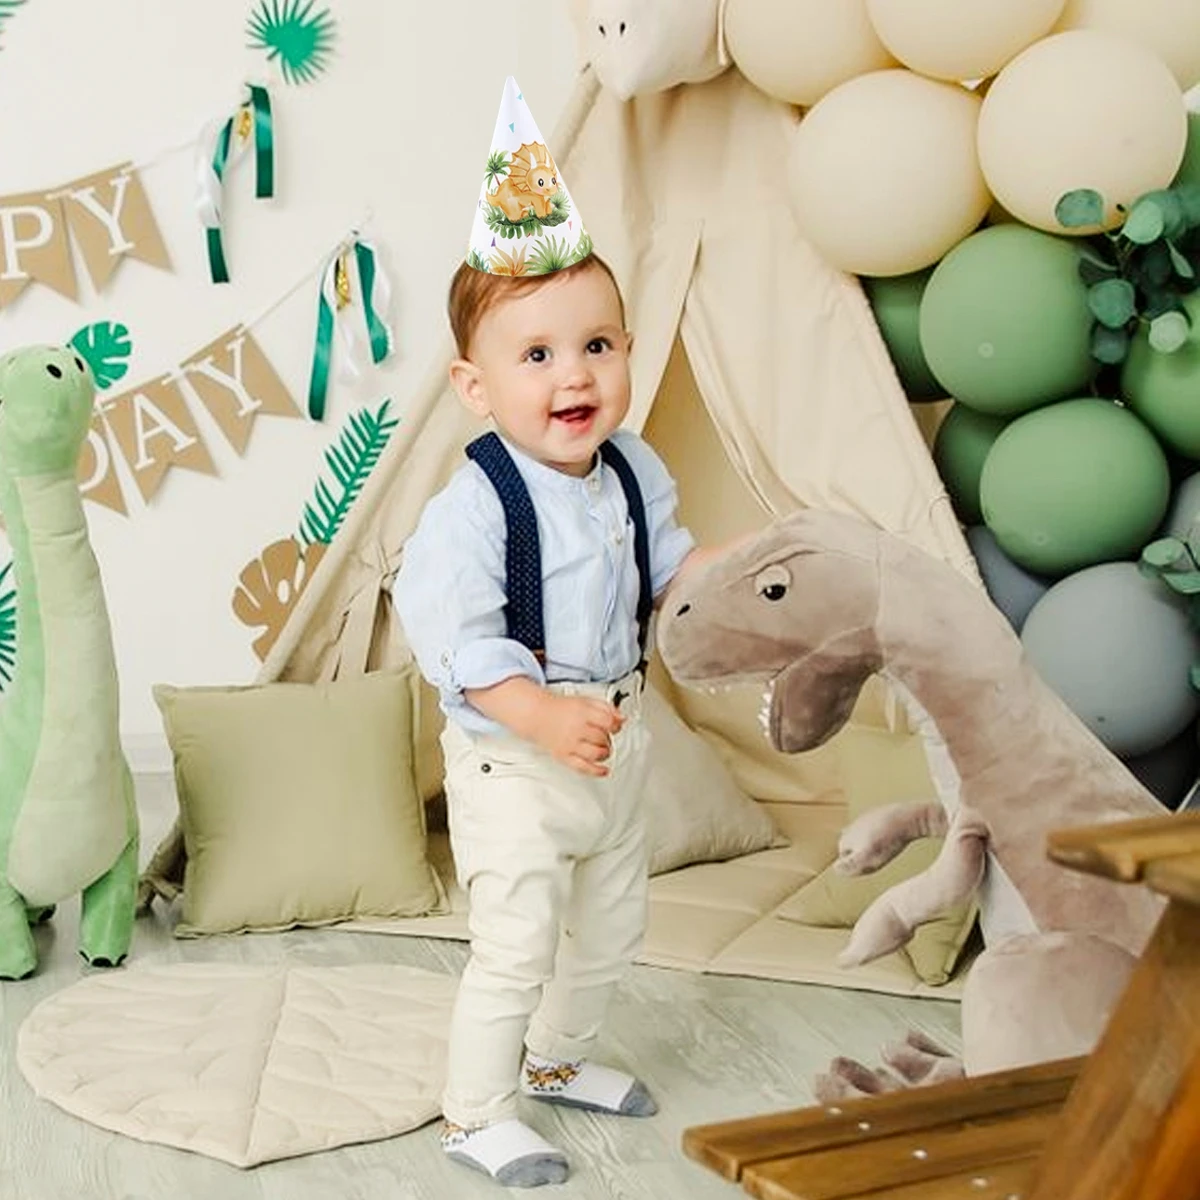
top-left (779, 726), bottom-right (977, 985)
top-left (154, 669), bottom-right (446, 937)
top-left (643, 685), bottom-right (786, 875)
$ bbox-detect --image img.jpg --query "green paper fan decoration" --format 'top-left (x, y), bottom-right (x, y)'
top-left (299, 398), bottom-right (398, 546)
top-left (247, 0), bottom-right (336, 86)
top-left (0, 1), bottom-right (26, 52)
top-left (0, 559), bottom-right (16, 692)
top-left (69, 321), bottom-right (133, 390)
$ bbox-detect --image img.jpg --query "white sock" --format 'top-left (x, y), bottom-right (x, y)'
top-left (521, 1051), bottom-right (658, 1116)
top-left (441, 1117), bottom-right (569, 1188)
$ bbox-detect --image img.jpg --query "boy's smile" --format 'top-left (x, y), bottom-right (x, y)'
top-left (450, 263), bottom-right (632, 477)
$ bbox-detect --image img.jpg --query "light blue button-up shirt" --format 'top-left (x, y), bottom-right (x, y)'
top-left (393, 429), bottom-right (695, 734)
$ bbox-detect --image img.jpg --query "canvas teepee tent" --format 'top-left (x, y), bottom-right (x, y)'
top-left (143, 65), bottom-right (982, 996)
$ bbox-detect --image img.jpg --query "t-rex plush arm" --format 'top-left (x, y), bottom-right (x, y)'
top-left (835, 800), bottom-right (949, 876)
top-left (838, 805), bottom-right (989, 967)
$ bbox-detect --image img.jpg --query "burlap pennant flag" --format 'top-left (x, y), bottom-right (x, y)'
top-left (0, 191), bottom-right (77, 306)
top-left (61, 163), bottom-right (171, 292)
top-left (102, 374), bottom-right (216, 504)
top-left (181, 326), bottom-right (301, 455)
top-left (77, 414), bottom-right (128, 516)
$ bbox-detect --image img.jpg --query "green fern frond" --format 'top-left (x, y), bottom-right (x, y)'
top-left (0, 559), bottom-right (16, 691)
top-left (527, 236), bottom-right (573, 276)
top-left (570, 229), bottom-right (594, 264)
top-left (298, 399), bottom-right (399, 545)
top-left (0, 0), bottom-right (26, 50)
top-left (466, 248), bottom-right (491, 273)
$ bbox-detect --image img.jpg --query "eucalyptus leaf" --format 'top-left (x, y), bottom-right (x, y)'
top-left (1087, 278), bottom-right (1136, 328)
top-left (1149, 311), bottom-right (1191, 354)
top-left (1167, 239), bottom-right (1196, 280)
top-left (1056, 188), bottom-right (1104, 229)
top-left (1177, 183), bottom-right (1200, 225)
top-left (1142, 537), bottom-right (1189, 570)
top-left (1138, 240), bottom-right (1174, 288)
top-left (1163, 570), bottom-right (1200, 595)
top-left (1091, 323), bottom-right (1130, 364)
top-left (1123, 197), bottom-right (1165, 245)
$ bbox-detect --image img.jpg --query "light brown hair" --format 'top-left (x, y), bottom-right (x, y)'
top-left (447, 253), bottom-right (625, 359)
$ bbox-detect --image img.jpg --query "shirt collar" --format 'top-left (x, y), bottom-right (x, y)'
top-left (497, 432), bottom-right (603, 494)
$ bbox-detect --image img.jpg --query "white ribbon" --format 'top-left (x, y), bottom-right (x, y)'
top-left (318, 235), bottom-right (395, 384)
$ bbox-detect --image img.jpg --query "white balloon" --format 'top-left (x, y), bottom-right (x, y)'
top-left (581, 0), bottom-right (727, 99)
top-left (724, 0), bottom-right (897, 108)
top-left (866, 0), bottom-right (1066, 82)
top-left (789, 70), bottom-right (991, 276)
top-left (1055, 0), bottom-right (1200, 90)
top-left (979, 31), bottom-right (1188, 233)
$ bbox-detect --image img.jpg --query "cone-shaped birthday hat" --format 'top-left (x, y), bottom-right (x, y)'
top-left (466, 76), bottom-right (592, 276)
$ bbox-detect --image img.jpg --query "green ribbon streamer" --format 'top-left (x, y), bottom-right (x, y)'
top-left (246, 84), bottom-right (274, 199)
top-left (355, 241), bottom-right (391, 365)
top-left (206, 118), bottom-right (235, 284)
top-left (307, 287), bottom-right (335, 421)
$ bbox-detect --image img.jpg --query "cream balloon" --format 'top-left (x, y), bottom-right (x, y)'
top-left (866, 0), bottom-right (1066, 82)
top-left (1054, 0), bottom-right (1200, 90)
top-left (724, 0), bottom-right (897, 108)
top-left (978, 31), bottom-right (1188, 234)
top-left (788, 70), bottom-right (991, 277)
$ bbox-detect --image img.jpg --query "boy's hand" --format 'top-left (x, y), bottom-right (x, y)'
top-left (529, 692), bottom-right (623, 777)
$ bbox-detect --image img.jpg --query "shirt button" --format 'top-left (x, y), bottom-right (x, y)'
top-left (440, 651), bottom-right (452, 668)
top-left (613, 531), bottom-right (624, 545)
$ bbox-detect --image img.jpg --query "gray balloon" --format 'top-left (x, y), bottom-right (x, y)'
top-left (1022, 561), bottom-right (1200, 757)
top-left (967, 526), bottom-right (1051, 634)
top-left (1166, 472), bottom-right (1200, 542)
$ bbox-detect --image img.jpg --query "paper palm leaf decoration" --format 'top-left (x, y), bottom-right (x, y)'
top-left (69, 321), bottom-right (133, 390)
top-left (0, 0), bottom-right (26, 52)
top-left (299, 399), bottom-right (398, 546)
top-left (0, 559), bottom-right (16, 692)
top-left (246, 0), bottom-right (336, 85)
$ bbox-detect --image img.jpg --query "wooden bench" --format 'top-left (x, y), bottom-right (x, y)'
top-left (682, 811), bottom-right (1200, 1200)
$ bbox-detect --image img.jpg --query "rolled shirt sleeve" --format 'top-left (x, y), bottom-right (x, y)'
top-left (393, 468), bottom-right (545, 732)
top-left (607, 429), bottom-right (696, 597)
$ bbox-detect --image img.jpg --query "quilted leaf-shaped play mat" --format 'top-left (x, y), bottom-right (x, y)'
top-left (17, 962), bottom-right (457, 1167)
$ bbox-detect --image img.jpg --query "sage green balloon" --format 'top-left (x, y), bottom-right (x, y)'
top-left (1121, 289), bottom-right (1200, 459)
top-left (932, 403), bottom-right (1008, 525)
top-left (1173, 110), bottom-right (1200, 190)
top-left (919, 225), bottom-right (1095, 417)
top-left (980, 398), bottom-right (1170, 575)
top-left (865, 269), bottom-right (942, 400)
top-left (1021, 562), bottom-right (1200, 758)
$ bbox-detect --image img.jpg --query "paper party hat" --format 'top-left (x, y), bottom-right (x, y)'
top-left (465, 76), bottom-right (592, 276)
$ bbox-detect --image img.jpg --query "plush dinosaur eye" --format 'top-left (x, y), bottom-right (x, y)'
top-left (46, 363), bottom-right (62, 379)
top-left (74, 356), bottom-right (86, 373)
top-left (754, 564), bottom-right (790, 602)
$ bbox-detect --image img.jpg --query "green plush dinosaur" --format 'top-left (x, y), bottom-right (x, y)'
top-left (0, 345), bottom-right (138, 979)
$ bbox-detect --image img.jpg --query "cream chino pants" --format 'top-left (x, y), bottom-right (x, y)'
top-left (439, 672), bottom-right (650, 1128)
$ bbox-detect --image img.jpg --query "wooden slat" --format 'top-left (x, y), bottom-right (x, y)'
top-left (1127, 1053), bottom-right (1200, 1200)
top-left (1144, 851), bottom-right (1200, 907)
top-left (1046, 812), bottom-right (1200, 884)
top-left (743, 1107), bottom-right (1058, 1200)
top-left (856, 1156), bottom-right (1038, 1200)
top-left (681, 1056), bottom-right (1081, 1181)
top-left (1028, 901), bottom-right (1200, 1199)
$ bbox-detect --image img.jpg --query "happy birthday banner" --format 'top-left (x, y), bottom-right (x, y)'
top-left (78, 324), bottom-right (302, 516)
top-left (0, 163), bottom-right (171, 308)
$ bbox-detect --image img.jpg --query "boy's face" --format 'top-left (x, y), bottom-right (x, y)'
top-left (450, 265), bottom-right (632, 477)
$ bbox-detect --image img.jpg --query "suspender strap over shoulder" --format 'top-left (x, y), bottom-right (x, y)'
top-left (464, 431), bottom-right (652, 668)
top-left (465, 431), bottom-right (548, 663)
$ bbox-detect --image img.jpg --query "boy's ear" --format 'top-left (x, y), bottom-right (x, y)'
top-left (625, 330), bottom-right (634, 356)
top-left (449, 358), bottom-right (489, 418)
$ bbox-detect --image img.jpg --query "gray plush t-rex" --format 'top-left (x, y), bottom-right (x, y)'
top-left (657, 507), bottom-right (1164, 1095)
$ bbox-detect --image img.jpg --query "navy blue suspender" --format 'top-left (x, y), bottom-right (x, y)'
top-left (464, 431), bottom-right (652, 669)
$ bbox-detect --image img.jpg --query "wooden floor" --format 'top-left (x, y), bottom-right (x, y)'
top-left (0, 775), bottom-right (962, 1200)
